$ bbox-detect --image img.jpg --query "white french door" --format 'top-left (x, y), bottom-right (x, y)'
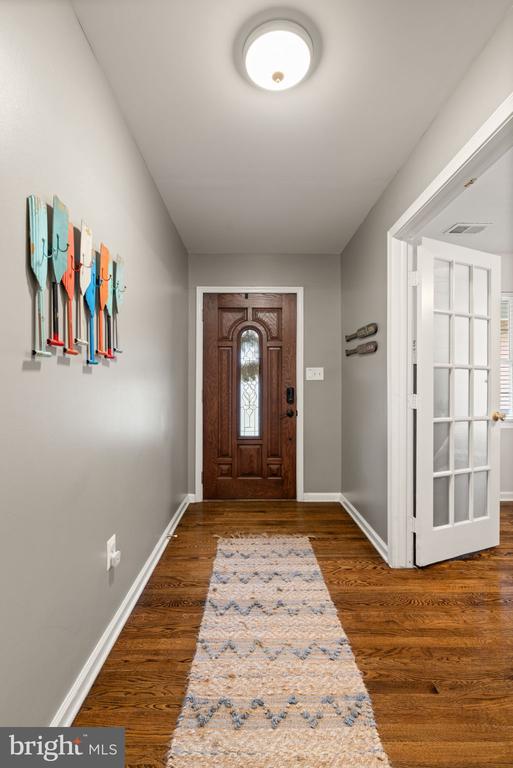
top-left (415, 238), bottom-right (502, 567)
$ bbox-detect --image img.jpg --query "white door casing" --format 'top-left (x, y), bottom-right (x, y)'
top-left (416, 238), bottom-right (501, 566)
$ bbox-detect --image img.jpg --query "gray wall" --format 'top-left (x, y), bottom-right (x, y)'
top-left (188, 253), bottom-right (342, 494)
top-left (0, 1), bottom-right (188, 725)
top-left (341, 9), bottom-right (513, 542)
top-left (502, 254), bottom-right (513, 496)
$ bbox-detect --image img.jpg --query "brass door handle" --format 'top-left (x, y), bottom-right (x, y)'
top-left (492, 411), bottom-right (506, 422)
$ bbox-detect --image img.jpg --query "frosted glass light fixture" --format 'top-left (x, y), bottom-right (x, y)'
top-left (243, 20), bottom-right (313, 91)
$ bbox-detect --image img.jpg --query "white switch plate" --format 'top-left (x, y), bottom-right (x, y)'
top-left (106, 534), bottom-right (121, 571)
top-left (306, 367), bottom-right (324, 381)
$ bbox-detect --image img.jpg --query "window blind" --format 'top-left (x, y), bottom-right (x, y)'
top-left (500, 294), bottom-right (513, 420)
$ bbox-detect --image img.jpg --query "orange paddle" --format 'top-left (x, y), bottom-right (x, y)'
top-left (97, 243), bottom-right (110, 356)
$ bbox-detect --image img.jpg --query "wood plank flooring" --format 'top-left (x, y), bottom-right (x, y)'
top-left (74, 501), bottom-right (513, 768)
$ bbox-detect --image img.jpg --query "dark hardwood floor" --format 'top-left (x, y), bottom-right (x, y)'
top-left (74, 501), bottom-right (513, 768)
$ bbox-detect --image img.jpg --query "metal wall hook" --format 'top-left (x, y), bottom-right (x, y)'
top-left (41, 238), bottom-right (52, 259)
top-left (55, 233), bottom-right (69, 254)
top-left (100, 270), bottom-right (112, 282)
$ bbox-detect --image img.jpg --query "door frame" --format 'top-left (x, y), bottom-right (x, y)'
top-left (387, 92), bottom-right (513, 567)
top-left (195, 286), bottom-right (304, 502)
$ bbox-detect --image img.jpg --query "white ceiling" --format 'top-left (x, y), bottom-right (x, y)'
top-left (423, 145), bottom-right (513, 255)
top-left (72, 0), bottom-right (511, 255)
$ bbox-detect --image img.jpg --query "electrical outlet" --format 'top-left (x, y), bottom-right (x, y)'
top-left (306, 367), bottom-right (324, 381)
top-left (106, 534), bottom-right (121, 571)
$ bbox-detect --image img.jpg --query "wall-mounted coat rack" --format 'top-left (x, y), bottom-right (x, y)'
top-left (27, 193), bottom-right (127, 367)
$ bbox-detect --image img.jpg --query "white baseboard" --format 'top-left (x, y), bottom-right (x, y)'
top-left (303, 492), bottom-right (341, 502)
top-left (50, 493), bottom-right (194, 727)
top-left (338, 493), bottom-right (389, 564)
top-left (501, 492), bottom-right (513, 502)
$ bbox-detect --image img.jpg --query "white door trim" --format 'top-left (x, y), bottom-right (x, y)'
top-left (195, 286), bottom-right (304, 502)
top-left (387, 91), bottom-right (513, 568)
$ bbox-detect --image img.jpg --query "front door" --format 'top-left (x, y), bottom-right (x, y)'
top-left (203, 293), bottom-right (297, 499)
top-left (415, 238), bottom-right (502, 566)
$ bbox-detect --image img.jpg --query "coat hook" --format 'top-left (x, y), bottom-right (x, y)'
top-left (41, 238), bottom-right (52, 259)
top-left (56, 232), bottom-right (69, 253)
top-left (55, 233), bottom-right (69, 254)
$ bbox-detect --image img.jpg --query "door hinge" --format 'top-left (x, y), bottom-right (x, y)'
top-left (408, 271), bottom-right (420, 287)
top-left (409, 394), bottom-right (419, 409)
top-left (201, 471), bottom-right (203, 483)
top-left (409, 516), bottom-right (417, 533)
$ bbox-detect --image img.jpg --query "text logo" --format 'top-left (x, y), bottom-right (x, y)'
top-left (0, 728), bottom-right (124, 767)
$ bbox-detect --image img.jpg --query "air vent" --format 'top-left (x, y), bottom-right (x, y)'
top-left (444, 223), bottom-right (490, 235)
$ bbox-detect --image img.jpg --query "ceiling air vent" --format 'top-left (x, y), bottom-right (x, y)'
top-left (444, 222), bottom-right (490, 235)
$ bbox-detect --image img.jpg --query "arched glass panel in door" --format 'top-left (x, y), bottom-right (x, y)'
top-left (239, 329), bottom-right (261, 437)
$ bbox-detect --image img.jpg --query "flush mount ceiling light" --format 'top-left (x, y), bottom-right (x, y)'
top-left (243, 20), bottom-right (313, 91)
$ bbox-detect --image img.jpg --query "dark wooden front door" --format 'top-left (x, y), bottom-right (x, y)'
top-left (203, 293), bottom-right (297, 499)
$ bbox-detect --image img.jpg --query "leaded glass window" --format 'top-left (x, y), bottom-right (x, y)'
top-left (501, 294), bottom-right (513, 420)
top-left (239, 329), bottom-right (260, 437)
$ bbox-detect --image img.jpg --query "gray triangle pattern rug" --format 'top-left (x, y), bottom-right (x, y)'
top-left (167, 535), bottom-right (391, 767)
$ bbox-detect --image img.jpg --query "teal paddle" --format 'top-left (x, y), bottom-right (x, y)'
top-left (48, 195), bottom-right (69, 347)
top-left (28, 195), bottom-right (51, 357)
top-left (84, 256), bottom-right (99, 365)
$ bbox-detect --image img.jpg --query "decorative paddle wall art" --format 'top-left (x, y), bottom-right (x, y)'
top-left (48, 195), bottom-right (69, 347)
top-left (345, 322), bottom-right (378, 357)
top-left (344, 322), bottom-right (378, 342)
top-left (76, 221), bottom-right (93, 346)
top-left (27, 195), bottom-right (126, 366)
top-left (345, 341), bottom-right (378, 357)
top-left (113, 257), bottom-right (125, 353)
top-left (28, 195), bottom-right (52, 357)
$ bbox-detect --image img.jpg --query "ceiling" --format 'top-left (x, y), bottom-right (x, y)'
top-left (423, 145), bottom-right (513, 255)
top-left (72, 0), bottom-right (511, 255)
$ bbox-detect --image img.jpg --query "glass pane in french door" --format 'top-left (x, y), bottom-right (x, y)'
top-left (433, 258), bottom-right (491, 528)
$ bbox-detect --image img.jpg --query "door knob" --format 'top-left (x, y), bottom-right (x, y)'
top-left (492, 411), bottom-right (506, 422)
top-left (286, 409), bottom-right (294, 418)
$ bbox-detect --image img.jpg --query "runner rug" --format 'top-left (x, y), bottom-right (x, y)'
top-left (167, 535), bottom-right (390, 767)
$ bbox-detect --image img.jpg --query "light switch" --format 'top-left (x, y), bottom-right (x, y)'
top-left (306, 367), bottom-right (324, 381)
